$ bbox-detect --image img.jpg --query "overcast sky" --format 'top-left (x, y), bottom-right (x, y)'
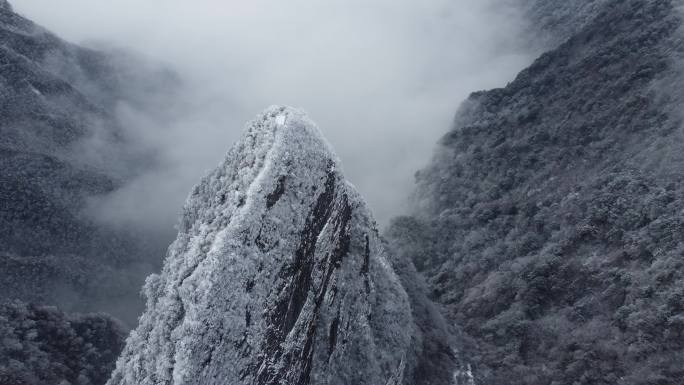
top-left (14, 0), bottom-right (536, 232)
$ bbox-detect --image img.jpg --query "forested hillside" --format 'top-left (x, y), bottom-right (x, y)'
top-left (0, 1), bottom-right (173, 322)
top-left (389, 0), bottom-right (684, 383)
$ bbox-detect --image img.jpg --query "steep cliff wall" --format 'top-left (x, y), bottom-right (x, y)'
top-left (108, 107), bottom-right (413, 385)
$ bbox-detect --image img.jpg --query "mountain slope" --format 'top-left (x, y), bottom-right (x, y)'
top-left (0, 300), bottom-right (126, 385)
top-left (388, 0), bottom-right (684, 384)
top-left (0, 2), bottom-right (174, 322)
top-left (518, 0), bottom-right (612, 48)
top-left (108, 107), bottom-right (414, 385)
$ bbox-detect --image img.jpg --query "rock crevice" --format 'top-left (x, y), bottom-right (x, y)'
top-left (107, 106), bottom-right (413, 385)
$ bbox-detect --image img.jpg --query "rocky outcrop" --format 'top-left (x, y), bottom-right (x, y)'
top-left (388, 0), bottom-right (684, 384)
top-left (108, 107), bottom-right (412, 385)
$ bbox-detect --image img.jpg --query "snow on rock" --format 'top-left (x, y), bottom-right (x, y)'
top-left (107, 106), bottom-right (412, 385)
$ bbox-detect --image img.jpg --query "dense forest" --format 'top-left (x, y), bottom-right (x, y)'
top-left (2, 0), bottom-right (684, 384)
top-left (388, 0), bottom-right (684, 383)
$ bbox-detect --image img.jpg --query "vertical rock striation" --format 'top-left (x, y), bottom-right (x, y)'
top-left (108, 106), bottom-right (412, 385)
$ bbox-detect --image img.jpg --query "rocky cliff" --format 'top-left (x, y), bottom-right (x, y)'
top-left (6, 0), bottom-right (684, 384)
top-left (108, 107), bottom-right (414, 385)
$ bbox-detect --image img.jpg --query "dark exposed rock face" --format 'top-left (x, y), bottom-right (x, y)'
top-left (1, 5), bottom-right (465, 385)
top-left (0, 2), bottom-right (173, 321)
top-left (108, 107), bottom-right (413, 385)
top-left (0, 300), bottom-right (126, 385)
top-left (6, 0), bottom-right (684, 384)
top-left (388, 0), bottom-right (684, 384)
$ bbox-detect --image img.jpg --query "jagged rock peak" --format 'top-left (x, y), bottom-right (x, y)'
top-left (0, 1), bottom-right (11, 11)
top-left (108, 106), bottom-right (413, 385)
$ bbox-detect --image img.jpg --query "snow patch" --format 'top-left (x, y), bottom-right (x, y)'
top-left (453, 363), bottom-right (476, 385)
top-left (29, 84), bottom-right (42, 96)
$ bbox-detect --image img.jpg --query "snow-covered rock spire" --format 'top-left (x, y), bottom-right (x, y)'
top-left (107, 106), bottom-right (412, 385)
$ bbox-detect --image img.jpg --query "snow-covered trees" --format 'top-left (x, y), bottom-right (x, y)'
top-left (108, 107), bottom-right (413, 385)
top-left (388, 1), bottom-right (684, 383)
top-left (0, 300), bottom-right (125, 385)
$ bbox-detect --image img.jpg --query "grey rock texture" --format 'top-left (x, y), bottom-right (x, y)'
top-left (0, 300), bottom-right (126, 385)
top-left (108, 107), bottom-right (412, 385)
top-left (388, 0), bottom-right (684, 384)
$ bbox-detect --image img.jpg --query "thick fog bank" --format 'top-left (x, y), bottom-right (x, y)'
top-left (14, 0), bottom-right (538, 234)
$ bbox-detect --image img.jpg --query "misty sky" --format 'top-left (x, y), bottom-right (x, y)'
top-left (14, 0), bottom-right (537, 234)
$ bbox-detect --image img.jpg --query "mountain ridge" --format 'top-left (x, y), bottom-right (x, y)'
top-left (108, 106), bottom-right (416, 385)
top-left (388, 0), bottom-right (684, 383)
top-left (0, 1), bottom-right (176, 323)
top-left (3, 1), bottom-right (684, 384)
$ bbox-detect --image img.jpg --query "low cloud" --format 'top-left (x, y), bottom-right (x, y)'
top-left (15, 0), bottom-right (537, 238)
